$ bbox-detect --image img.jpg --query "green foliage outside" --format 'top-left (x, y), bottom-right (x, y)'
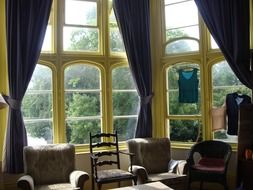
top-left (22, 10), bottom-right (251, 144)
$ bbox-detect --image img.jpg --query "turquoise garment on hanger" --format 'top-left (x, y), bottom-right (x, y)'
top-left (178, 68), bottom-right (199, 103)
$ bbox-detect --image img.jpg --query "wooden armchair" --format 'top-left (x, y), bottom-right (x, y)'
top-left (89, 131), bottom-right (137, 190)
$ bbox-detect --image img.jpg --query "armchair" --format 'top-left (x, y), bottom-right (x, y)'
top-left (17, 144), bottom-right (89, 190)
top-left (126, 138), bottom-right (187, 190)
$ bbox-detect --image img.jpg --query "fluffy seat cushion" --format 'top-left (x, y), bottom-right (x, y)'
top-left (192, 157), bottom-right (225, 173)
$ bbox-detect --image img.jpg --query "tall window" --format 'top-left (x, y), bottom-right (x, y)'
top-left (166, 63), bottom-right (202, 142)
top-left (22, 64), bottom-right (53, 145)
top-left (112, 67), bottom-right (139, 141)
top-left (164, 0), bottom-right (199, 54)
top-left (212, 61), bottom-right (251, 142)
top-left (64, 64), bottom-right (101, 144)
top-left (63, 0), bottom-right (99, 52)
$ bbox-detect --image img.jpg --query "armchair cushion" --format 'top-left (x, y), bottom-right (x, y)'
top-left (192, 157), bottom-right (225, 173)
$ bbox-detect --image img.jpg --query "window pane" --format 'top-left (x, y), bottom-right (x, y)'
top-left (26, 120), bottom-right (53, 145)
top-left (64, 64), bottom-right (101, 144)
top-left (66, 119), bottom-right (101, 144)
top-left (165, 1), bottom-right (198, 29)
top-left (110, 28), bottom-right (125, 53)
top-left (114, 118), bottom-right (137, 141)
top-left (23, 94), bottom-right (52, 118)
top-left (112, 67), bottom-right (136, 89)
top-left (167, 63), bottom-right (201, 115)
top-left (65, 0), bottom-right (97, 26)
top-left (22, 64), bottom-right (53, 145)
top-left (63, 27), bottom-right (99, 52)
top-left (109, 8), bottom-right (125, 53)
top-left (211, 35), bottom-right (219, 49)
top-left (168, 119), bottom-right (201, 142)
top-left (165, 39), bottom-right (199, 54)
top-left (64, 64), bottom-right (100, 89)
top-left (112, 67), bottom-right (139, 141)
top-left (65, 92), bottom-right (101, 117)
top-left (166, 26), bottom-right (199, 41)
top-left (113, 92), bottom-right (139, 115)
top-left (212, 61), bottom-right (250, 106)
top-left (42, 25), bottom-right (52, 52)
top-left (212, 61), bottom-right (251, 142)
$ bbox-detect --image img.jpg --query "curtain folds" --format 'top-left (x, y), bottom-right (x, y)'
top-left (4, 0), bottom-right (52, 173)
top-left (113, 0), bottom-right (153, 137)
top-left (194, 0), bottom-right (253, 89)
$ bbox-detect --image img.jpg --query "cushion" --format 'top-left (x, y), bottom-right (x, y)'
top-left (96, 169), bottom-right (134, 183)
top-left (192, 157), bottom-right (225, 173)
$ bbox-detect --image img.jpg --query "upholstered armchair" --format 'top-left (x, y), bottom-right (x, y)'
top-left (17, 144), bottom-right (89, 190)
top-left (127, 138), bottom-right (187, 190)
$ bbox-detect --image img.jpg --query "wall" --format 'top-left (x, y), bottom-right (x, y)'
top-left (0, 149), bottom-right (237, 190)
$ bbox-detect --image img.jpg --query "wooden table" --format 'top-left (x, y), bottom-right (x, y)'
top-left (109, 182), bottom-right (174, 190)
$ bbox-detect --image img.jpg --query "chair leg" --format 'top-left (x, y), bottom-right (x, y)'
top-left (223, 181), bottom-right (229, 190)
top-left (200, 181), bottom-right (203, 190)
top-left (91, 177), bottom-right (95, 190)
top-left (97, 183), bottom-right (102, 190)
top-left (118, 181), bottom-right (121, 188)
top-left (187, 181), bottom-right (191, 190)
top-left (133, 177), bottom-right (137, 185)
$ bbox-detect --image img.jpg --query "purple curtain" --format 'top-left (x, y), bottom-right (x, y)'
top-left (4, 0), bottom-right (52, 173)
top-left (113, 0), bottom-right (153, 137)
top-left (194, 0), bottom-right (253, 88)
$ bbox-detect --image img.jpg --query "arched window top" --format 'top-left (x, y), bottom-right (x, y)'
top-left (165, 38), bottom-right (199, 55)
top-left (64, 64), bottom-right (100, 90)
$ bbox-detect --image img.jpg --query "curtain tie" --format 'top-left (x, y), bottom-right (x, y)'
top-left (3, 95), bottom-right (22, 110)
top-left (140, 93), bottom-right (153, 105)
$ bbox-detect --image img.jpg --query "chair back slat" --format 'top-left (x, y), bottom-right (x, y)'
top-left (92, 142), bottom-right (116, 148)
top-left (91, 133), bottom-right (116, 138)
top-left (94, 151), bottom-right (117, 157)
top-left (96, 160), bottom-right (118, 166)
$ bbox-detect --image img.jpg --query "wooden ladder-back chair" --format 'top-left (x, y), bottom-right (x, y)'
top-left (89, 131), bottom-right (137, 190)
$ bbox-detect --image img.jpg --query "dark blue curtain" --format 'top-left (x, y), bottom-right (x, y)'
top-left (4, 0), bottom-right (52, 173)
top-left (113, 0), bottom-right (153, 137)
top-left (194, 0), bottom-right (253, 88)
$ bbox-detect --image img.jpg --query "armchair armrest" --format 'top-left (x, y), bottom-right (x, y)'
top-left (175, 160), bottom-right (187, 174)
top-left (119, 151), bottom-right (135, 173)
top-left (17, 175), bottom-right (34, 190)
top-left (119, 151), bottom-right (134, 157)
top-left (168, 159), bottom-right (187, 175)
top-left (70, 170), bottom-right (89, 190)
top-left (128, 165), bottom-right (148, 185)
